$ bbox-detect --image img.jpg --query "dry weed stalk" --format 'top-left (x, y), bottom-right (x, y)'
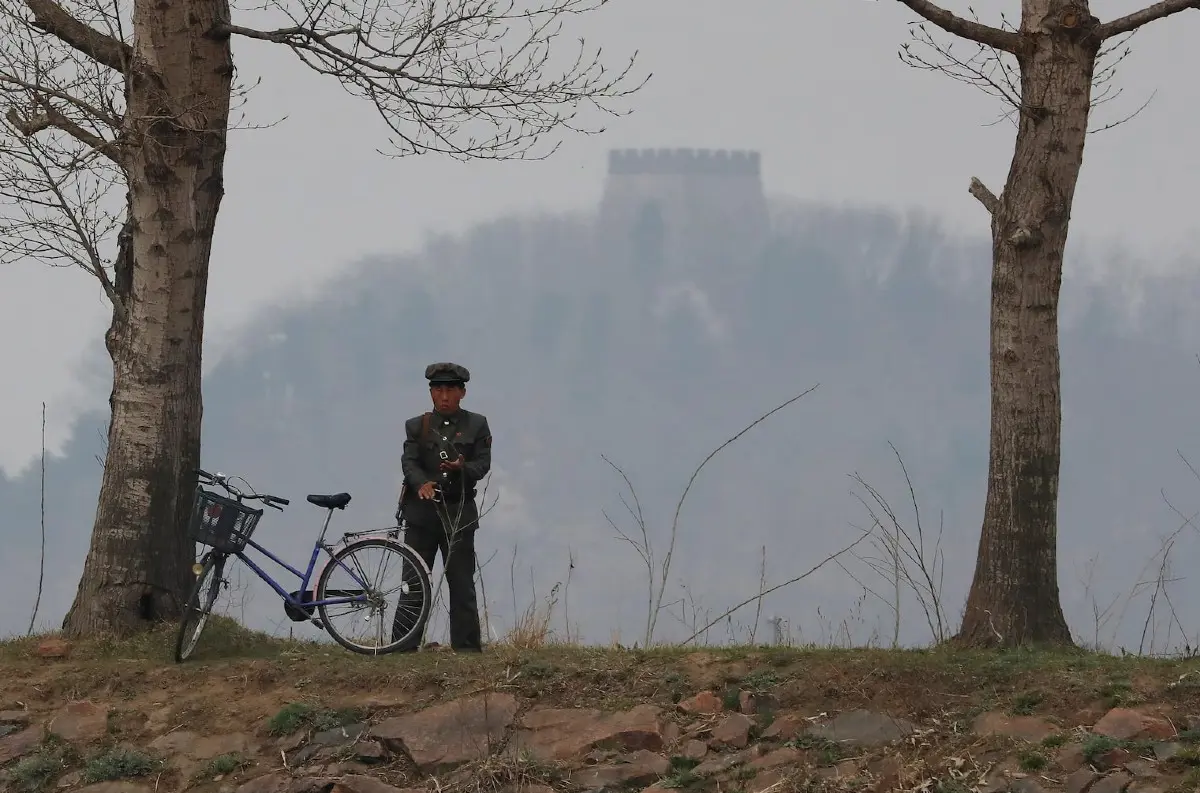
top-left (843, 442), bottom-right (948, 647)
top-left (602, 384), bottom-right (820, 648)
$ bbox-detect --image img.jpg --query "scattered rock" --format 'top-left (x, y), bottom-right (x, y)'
top-left (694, 748), bottom-right (754, 776)
top-left (682, 738), bottom-right (708, 760)
top-left (709, 713), bottom-right (753, 749)
top-left (1009, 780), bottom-right (1047, 793)
top-left (748, 746), bottom-right (803, 770)
top-left (0, 724), bottom-right (40, 764)
top-left (745, 769), bottom-right (786, 792)
top-left (47, 700), bottom-right (109, 742)
top-left (1124, 759), bottom-right (1158, 777)
top-left (355, 741), bottom-right (389, 763)
top-left (331, 776), bottom-right (411, 793)
top-left (1153, 741), bottom-right (1182, 761)
top-left (373, 693), bottom-right (518, 772)
top-left (1056, 742), bottom-right (1087, 773)
top-left (313, 722), bottom-right (368, 746)
top-left (814, 759), bottom-right (858, 781)
top-left (237, 773), bottom-right (292, 793)
top-left (1093, 746), bottom-right (1132, 770)
top-left (760, 714), bottom-right (805, 741)
top-left (512, 704), bottom-right (664, 762)
top-left (6, 651), bottom-right (1200, 793)
top-left (1091, 772), bottom-right (1134, 793)
top-left (678, 691), bottom-right (723, 714)
top-left (570, 749), bottom-right (670, 789)
top-left (148, 729), bottom-right (255, 777)
top-left (1065, 768), bottom-right (1100, 793)
top-left (1129, 780), bottom-right (1173, 793)
top-left (1093, 708), bottom-right (1176, 741)
top-left (804, 710), bottom-right (916, 748)
top-left (867, 755), bottom-right (902, 792)
top-left (278, 731), bottom-right (307, 752)
top-left (972, 711), bottom-right (1060, 742)
top-left (57, 769), bottom-right (82, 788)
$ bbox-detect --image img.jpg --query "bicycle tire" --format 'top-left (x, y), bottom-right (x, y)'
top-left (315, 538), bottom-right (432, 655)
top-left (173, 551), bottom-right (225, 663)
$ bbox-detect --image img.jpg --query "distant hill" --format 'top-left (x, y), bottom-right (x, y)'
top-left (4, 155), bottom-right (1200, 652)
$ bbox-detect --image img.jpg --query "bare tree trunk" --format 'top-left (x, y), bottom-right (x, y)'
top-left (61, 0), bottom-right (232, 638)
top-left (956, 2), bottom-right (1100, 648)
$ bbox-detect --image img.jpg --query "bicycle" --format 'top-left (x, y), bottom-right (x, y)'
top-left (174, 468), bottom-right (434, 662)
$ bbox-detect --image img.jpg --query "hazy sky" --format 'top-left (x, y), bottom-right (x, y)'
top-left (2, 0), bottom-right (1199, 475)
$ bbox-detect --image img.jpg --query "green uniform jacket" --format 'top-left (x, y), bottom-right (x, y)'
top-left (401, 408), bottom-right (492, 503)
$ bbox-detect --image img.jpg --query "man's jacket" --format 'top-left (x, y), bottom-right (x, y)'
top-left (401, 408), bottom-right (492, 503)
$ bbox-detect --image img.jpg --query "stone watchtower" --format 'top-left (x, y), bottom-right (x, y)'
top-left (596, 148), bottom-right (769, 288)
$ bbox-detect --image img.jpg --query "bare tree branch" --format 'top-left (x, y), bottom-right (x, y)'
top-left (0, 114), bottom-right (125, 305)
top-left (0, 0), bottom-right (136, 307)
top-left (895, 0), bottom-right (1021, 51)
top-left (215, 0), bottom-right (647, 160)
top-left (968, 176), bottom-right (999, 215)
top-left (0, 0), bottom-right (127, 306)
top-left (0, 73), bottom-right (121, 128)
top-left (1098, 0), bottom-right (1200, 40)
top-left (899, 9), bottom-right (1153, 136)
top-left (22, 0), bottom-right (131, 72)
top-left (7, 102), bottom-right (119, 161)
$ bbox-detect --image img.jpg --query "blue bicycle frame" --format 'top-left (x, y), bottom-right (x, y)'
top-left (220, 505), bottom-right (371, 610)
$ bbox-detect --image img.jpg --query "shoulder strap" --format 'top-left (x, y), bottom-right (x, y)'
top-left (420, 412), bottom-right (431, 446)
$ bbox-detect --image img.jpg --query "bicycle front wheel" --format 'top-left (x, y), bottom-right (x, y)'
top-left (174, 551), bottom-right (226, 663)
top-left (315, 538), bottom-right (432, 655)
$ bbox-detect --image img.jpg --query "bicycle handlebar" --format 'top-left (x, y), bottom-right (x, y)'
top-left (195, 468), bottom-right (290, 510)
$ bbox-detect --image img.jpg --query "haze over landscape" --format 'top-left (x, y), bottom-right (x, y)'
top-left (3, 0), bottom-right (1200, 652)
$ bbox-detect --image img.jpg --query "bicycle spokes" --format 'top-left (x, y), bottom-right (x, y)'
top-left (320, 543), bottom-right (422, 649)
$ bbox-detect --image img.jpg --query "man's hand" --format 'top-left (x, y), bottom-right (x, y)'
top-left (418, 482), bottom-right (437, 500)
top-left (439, 455), bottom-right (465, 472)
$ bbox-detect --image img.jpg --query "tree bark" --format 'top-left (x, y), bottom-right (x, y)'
top-left (955, 0), bottom-right (1100, 648)
top-left (61, 0), bottom-right (233, 637)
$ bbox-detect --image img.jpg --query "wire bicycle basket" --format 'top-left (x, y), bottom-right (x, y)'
top-left (188, 488), bottom-right (264, 553)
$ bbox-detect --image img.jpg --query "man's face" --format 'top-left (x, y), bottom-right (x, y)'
top-left (430, 383), bottom-right (465, 414)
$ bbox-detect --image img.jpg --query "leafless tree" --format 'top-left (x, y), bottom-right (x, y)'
top-left (885, 0), bottom-right (1200, 648)
top-left (0, 0), bottom-right (644, 638)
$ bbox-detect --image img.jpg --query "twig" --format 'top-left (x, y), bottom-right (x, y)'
top-left (26, 401), bottom-right (46, 636)
top-left (680, 529), bottom-right (872, 646)
top-left (749, 545), bottom-right (767, 645)
top-left (650, 383), bottom-right (821, 642)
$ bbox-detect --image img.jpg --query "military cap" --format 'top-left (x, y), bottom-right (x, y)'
top-left (425, 362), bottom-right (470, 385)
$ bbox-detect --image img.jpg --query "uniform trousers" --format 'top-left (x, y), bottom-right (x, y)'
top-left (395, 495), bottom-right (482, 651)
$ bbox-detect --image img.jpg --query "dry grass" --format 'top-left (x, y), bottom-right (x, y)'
top-left (499, 582), bottom-right (566, 650)
top-left (4, 617), bottom-right (1200, 723)
top-left (7, 619), bottom-right (1200, 793)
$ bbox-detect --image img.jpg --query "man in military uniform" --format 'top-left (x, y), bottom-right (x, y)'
top-left (396, 362), bottom-right (492, 652)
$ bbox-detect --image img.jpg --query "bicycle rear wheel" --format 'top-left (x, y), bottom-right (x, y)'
top-left (174, 551), bottom-right (226, 663)
top-left (315, 538), bottom-right (432, 655)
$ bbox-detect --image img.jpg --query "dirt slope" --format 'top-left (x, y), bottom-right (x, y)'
top-left (2, 623), bottom-right (1199, 792)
